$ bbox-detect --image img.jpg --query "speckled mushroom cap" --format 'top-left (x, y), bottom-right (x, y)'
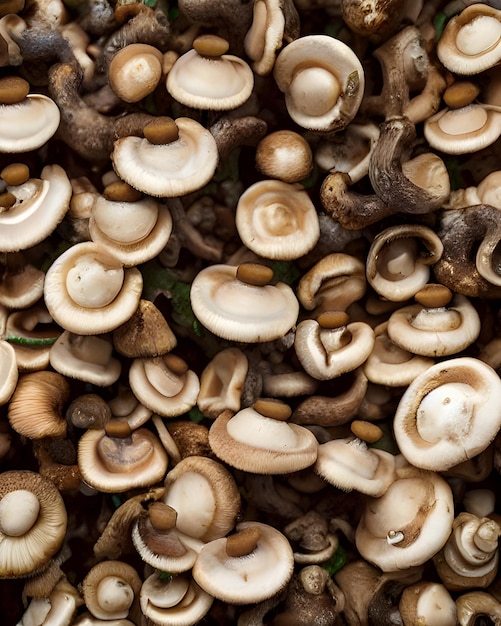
top-left (0, 164), bottom-right (72, 252)
top-left (190, 263), bottom-right (299, 342)
top-left (393, 357), bottom-right (501, 472)
top-left (192, 521), bottom-right (294, 604)
top-left (0, 470), bottom-right (67, 578)
top-left (111, 117), bottom-right (218, 197)
top-left (437, 4), bottom-right (501, 75)
top-left (166, 35), bottom-right (254, 110)
top-left (43, 241), bottom-right (143, 335)
top-left (235, 179), bottom-right (320, 260)
top-left (355, 461), bottom-right (455, 572)
top-left (274, 34), bottom-right (364, 131)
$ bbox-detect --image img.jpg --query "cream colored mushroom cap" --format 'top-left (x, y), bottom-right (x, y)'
top-left (209, 407), bottom-right (318, 474)
top-left (166, 47), bottom-right (254, 110)
top-left (274, 34), bottom-right (364, 131)
top-left (111, 118), bottom-right (218, 197)
top-left (0, 164), bottom-right (72, 252)
top-left (235, 180), bottom-right (319, 260)
top-left (0, 94), bottom-right (60, 152)
top-left (192, 521), bottom-right (294, 604)
top-left (44, 241), bottom-right (143, 335)
top-left (244, 0), bottom-right (287, 76)
top-left (0, 340), bottom-right (17, 405)
top-left (393, 357), bottom-right (501, 471)
top-left (190, 264), bottom-right (299, 342)
top-left (437, 4), bottom-right (501, 75)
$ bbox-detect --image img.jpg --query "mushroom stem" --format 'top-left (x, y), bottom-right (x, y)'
top-left (210, 115), bottom-right (268, 163)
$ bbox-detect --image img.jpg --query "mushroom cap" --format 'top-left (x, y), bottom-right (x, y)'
top-left (209, 407), bottom-right (318, 474)
top-left (437, 4), bottom-right (501, 75)
top-left (0, 261), bottom-right (45, 309)
top-left (0, 470), bottom-right (67, 578)
top-left (44, 241), bottom-right (143, 335)
top-left (0, 94), bottom-right (60, 152)
top-left (235, 179), bottom-right (320, 260)
top-left (82, 560), bottom-right (141, 621)
top-left (355, 463), bottom-right (454, 571)
top-left (111, 118), bottom-right (218, 197)
top-left (255, 130), bottom-right (313, 183)
top-left (0, 164), bottom-right (72, 252)
top-left (315, 437), bottom-right (396, 497)
top-left (393, 357), bottom-right (501, 471)
top-left (166, 42), bottom-right (254, 110)
top-left (244, 0), bottom-right (291, 76)
top-left (89, 195), bottom-right (172, 266)
top-left (0, 340), bottom-right (17, 405)
top-left (192, 521), bottom-right (294, 604)
top-left (78, 427), bottom-right (168, 492)
top-left (190, 264), bottom-right (299, 342)
top-left (109, 43), bottom-right (163, 103)
top-left (274, 34), bottom-right (364, 131)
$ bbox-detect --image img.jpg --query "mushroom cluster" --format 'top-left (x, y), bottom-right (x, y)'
top-left (4, 1), bottom-right (501, 625)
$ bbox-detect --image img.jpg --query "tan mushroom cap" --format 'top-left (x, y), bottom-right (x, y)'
top-left (129, 354), bottom-right (200, 418)
top-left (209, 406), bottom-right (318, 474)
top-left (315, 437), bottom-right (396, 497)
top-left (0, 470), bottom-right (67, 578)
top-left (0, 93), bottom-right (60, 152)
top-left (82, 560), bottom-right (141, 621)
top-left (393, 357), bottom-right (501, 472)
top-left (0, 261), bottom-right (44, 309)
top-left (386, 292), bottom-right (481, 357)
top-left (44, 241), bottom-right (143, 335)
top-left (437, 4), bottom-right (501, 75)
top-left (190, 263), bottom-right (299, 342)
top-left (78, 427), bottom-right (168, 492)
top-left (355, 462), bottom-right (454, 572)
top-left (193, 521), bottom-right (294, 604)
top-left (50, 331), bottom-right (121, 387)
top-left (255, 130), bottom-right (313, 183)
top-left (140, 572), bottom-right (213, 626)
top-left (166, 35), bottom-right (254, 110)
top-left (399, 581), bottom-right (457, 626)
top-left (235, 180), bottom-right (319, 260)
top-left (111, 117), bottom-right (218, 197)
top-left (0, 164), bottom-right (72, 252)
top-left (89, 195), bottom-right (172, 266)
top-left (274, 34), bottom-right (364, 131)
top-left (109, 43), bottom-right (163, 103)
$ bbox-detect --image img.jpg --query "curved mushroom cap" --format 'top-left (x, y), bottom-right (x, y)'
top-left (0, 339), bottom-right (17, 405)
top-left (129, 353), bottom-right (200, 417)
top-left (0, 260), bottom-right (45, 309)
top-left (315, 437), bottom-right (396, 497)
top-left (244, 0), bottom-right (291, 76)
top-left (294, 314), bottom-right (375, 380)
top-left (49, 331), bottom-right (121, 387)
top-left (111, 117), bottom-right (218, 197)
top-left (78, 427), bottom-right (168, 492)
top-left (386, 290), bottom-right (481, 357)
top-left (437, 4), bottom-right (501, 75)
top-left (235, 180), bottom-right (319, 260)
top-left (393, 357), bottom-right (501, 472)
top-left (209, 403), bottom-right (318, 474)
top-left (192, 521), bottom-right (294, 604)
top-left (82, 560), bottom-right (141, 621)
top-left (274, 34), bottom-right (364, 131)
top-left (89, 195), bottom-right (172, 266)
top-left (424, 104), bottom-right (501, 154)
top-left (355, 463), bottom-right (454, 572)
top-left (0, 470), bottom-right (67, 578)
top-left (0, 93), bottom-right (60, 152)
top-left (140, 571), bottom-right (213, 626)
top-left (255, 130), bottom-right (313, 183)
top-left (190, 263), bottom-right (299, 342)
top-left (366, 224), bottom-right (444, 302)
top-left (0, 164), bottom-right (72, 252)
top-left (399, 581), bottom-right (457, 626)
top-left (166, 35), bottom-right (254, 110)
top-left (109, 43), bottom-right (163, 103)
top-left (44, 241), bottom-right (143, 335)
top-left (163, 455), bottom-right (241, 541)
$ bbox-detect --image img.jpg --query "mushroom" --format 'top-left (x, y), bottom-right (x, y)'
top-left (107, 386), bottom-right (153, 431)
top-left (274, 34), bottom-right (364, 131)
top-left (43, 241), bottom-right (143, 335)
top-left (192, 521), bottom-right (295, 604)
top-left (111, 116), bottom-right (219, 197)
top-left (393, 357), bottom-right (501, 472)
top-left (455, 591), bottom-right (501, 626)
top-left (0, 470), bottom-right (67, 579)
top-left (0, 250), bottom-right (44, 309)
top-left (434, 512), bottom-right (501, 591)
top-left (355, 459), bottom-right (455, 571)
top-left (190, 262), bottom-right (299, 342)
top-left (108, 43), bottom-right (163, 103)
top-left (209, 400), bottom-right (318, 474)
top-left (255, 130), bottom-right (313, 183)
top-left (0, 339), bottom-right (17, 405)
top-left (166, 34), bottom-right (254, 110)
top-left (399, 581), bottom-right (457, 626)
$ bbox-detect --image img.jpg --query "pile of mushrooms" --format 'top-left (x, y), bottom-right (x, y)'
top-left (5, 1), bottom-right (501, 625)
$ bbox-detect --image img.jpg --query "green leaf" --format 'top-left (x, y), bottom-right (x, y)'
top-left (7, 335), bottom-right (58, 347)
top-left (322, 544), bottom-right (347, 576)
